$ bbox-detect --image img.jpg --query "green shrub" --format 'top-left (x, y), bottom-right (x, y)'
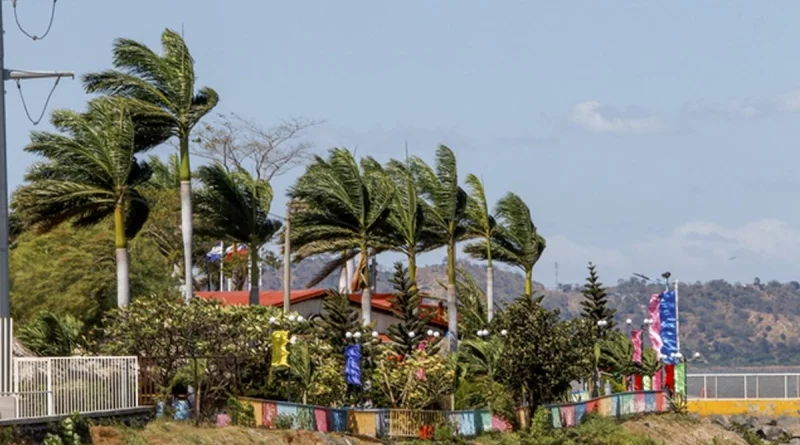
top-left (274, 414), bottom-right (295, 430)
top-left (226, 396), bottom-right (255, 427)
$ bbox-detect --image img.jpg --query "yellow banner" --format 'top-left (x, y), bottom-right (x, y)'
top-left (271, 330), bottom-right (289, 368)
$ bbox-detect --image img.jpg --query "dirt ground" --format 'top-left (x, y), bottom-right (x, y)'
top-left (623, 415), bottom-right (748, 445)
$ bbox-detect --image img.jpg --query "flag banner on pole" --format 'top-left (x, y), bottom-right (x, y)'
top-left (659, 290), bottom-right (678, 364)
top-left (225, 244), bottom-right (248, 260)
top-left (664, 364), bottom-right (675, 392)
top-left (631, 329), bottom-right (643, 363)
top-left (647, 293), bottom-right (662, 355)
top-left (674, 363), bottom-right (686, 397)
top-left (271, 330), bottom-right (290, 368)
top-left (206, 242), bottom-right (224, 262)
top-left (652, 369), bottom-right (662, 391)
top-left (345, 344), bottom-right (362, 386)
top-left (643, 375), bottom-right (652, 391)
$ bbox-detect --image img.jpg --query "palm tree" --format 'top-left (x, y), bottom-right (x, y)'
top-left (194, 164), bottom-right (282, 305)
top-left (83, 28), bottom-right (219, 303)
top-left (13, 98), bottom-right (152, 306)
top-left (411, 145), bottom-right (470, 350)
top-left (467, 192), bottom-right (546, 298)
top-left (288, 148), bottom-right (394, 325)
top-left (463, 174), bottom-right (497, 321)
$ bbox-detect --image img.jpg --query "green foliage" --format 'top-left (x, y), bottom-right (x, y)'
top-left (225, 396), bottom-right (255, 427)
top-left (387, 262), bottom-right (438, 356)
top-left (372, 348), bottom-right (455, 409)
top-left (315, 289), bottom-right (362, 352)
top-left (453, 267), bottom-right (490, 340)
top-left (497, 297), bottom-right (595, 411)
top-left (580, 263), bottom-right (616, 332)
top-left (17, 311), bottom-right (84, 356)
top-left (10, 224), bottom-right (175, 327)
top-left (44, 413), bottom-right (89, 445)
top-left (0, 426), bottom-right (20, 445)
top-left (274, 414), bottom-right (295, 430)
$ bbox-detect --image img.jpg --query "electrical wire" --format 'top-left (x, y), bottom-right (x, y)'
top-left (16, 76), bottom-right (61, 125)
top-left (12, 0), bottom-right (57, 41)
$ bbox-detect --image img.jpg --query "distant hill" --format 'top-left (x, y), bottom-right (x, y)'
top-left (262, 257), bottom-right (800, 367)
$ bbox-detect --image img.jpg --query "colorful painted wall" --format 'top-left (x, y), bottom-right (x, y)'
top-left (688, 400), bottom-right (800, 417)
top-left (545, 391), bottom-right (669, 428)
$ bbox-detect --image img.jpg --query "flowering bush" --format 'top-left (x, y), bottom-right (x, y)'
top-left (372, 348), bottom-right (455, 409)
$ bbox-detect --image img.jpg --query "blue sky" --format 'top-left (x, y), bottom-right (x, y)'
top-left (6, 1), bottom-right (800, 285)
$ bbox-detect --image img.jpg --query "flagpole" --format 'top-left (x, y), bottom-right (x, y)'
top-left (219, 242), bottom-right (224, 291)
top-left (674, 279), bottom-right (680, 354)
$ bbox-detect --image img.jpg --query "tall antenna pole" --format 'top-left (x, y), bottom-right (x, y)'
top-left (0, 3), bottom-right (73, 317)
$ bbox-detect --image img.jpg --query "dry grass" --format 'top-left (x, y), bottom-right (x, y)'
top-left (90, 422), bottom-right (383, 445)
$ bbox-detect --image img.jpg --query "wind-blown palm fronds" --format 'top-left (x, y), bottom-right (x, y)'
top-left (13, 98), bottom-right (152, 306)
top-left (84, 28), bottom-right (219, 302)
top-left (463, 174), bottom-right (497, 321)
top-left (288, 148), bottom-right (394, 325)
top-left (411, 145), bottom-right (471, 348)
top-left (466, 192), bottom-right (545, 298)
top-left (194, 164), bottom-right (282, 305)
top-left (17, 311), bottom-right (83, 357)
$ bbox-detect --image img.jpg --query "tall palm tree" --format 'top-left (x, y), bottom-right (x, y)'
top-left (194, 164), bottom-right (282, 305)
top-left (288, 148), bottom-right (394, 325)
top-left (463, 174), bottom-right (497, 321)
top-left (411, 145), bottom-right (470, 350)
top-left (13, 98), bottom-right (152, 306)
top-left (467, 192), bottom-right (546, 298)
top-left (83, 28), bottom-right (219, 303)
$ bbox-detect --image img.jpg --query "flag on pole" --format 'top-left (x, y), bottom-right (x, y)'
top-left (659, 290), bottom-right (678, 364)
top-left (225, 244), bottom-right (248, 260)
top-left (647, 293), bottom-right (662, 355)
top-left (206, 242), bottom-right (224, 262)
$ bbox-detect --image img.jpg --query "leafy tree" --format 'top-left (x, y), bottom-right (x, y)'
top-left (13, 99), bottom-right (152, 306)
top-left (581, 262), bottom-right (616, 332)
top-left (456, 336), bottom-right (515, 420)
top-left (17, 312), bottom-right (84, 356)
top-left (315, 289), bottom-right (362, 352)
top-left (386, 262), bottom-right (437, 356)
top-left (84, 28), bottom-right (220, 303)
top-left (194, 164), bottom-right (282, 305)
top-left (288, 148), bottom-right (394, 325)
top-left (463, 174), bottom-right (497, 321)
top-left (453, 267), bottom-right (489, 340)
top-left (497, 296), bottom-right (594, 414)
top-left (411, 145), bottom-right (470, 349)
top-left (467, 192), bottom-right (546, 298)
top-left (289, 342), bottom-right (314, 405)
top-left (10, 223), bottom-right (174, 329)
top-left (372, 348), bottom-right (455, 409)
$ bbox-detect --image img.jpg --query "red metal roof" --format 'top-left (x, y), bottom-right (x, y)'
top-left (196, 289), bottom-right (447, 327)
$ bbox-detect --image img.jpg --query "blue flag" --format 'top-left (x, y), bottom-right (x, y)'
top-left (659, 290), bottom-right (678, 364)
top-left (206, 242), bottom-right (223, 262)
top-left (345, 344), bottom-right (362, 386)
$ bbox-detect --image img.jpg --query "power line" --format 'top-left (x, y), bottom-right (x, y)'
top-left (12, 0), bottom-right (58, 41)
top-left (15, 75), bottom-right (61, 125)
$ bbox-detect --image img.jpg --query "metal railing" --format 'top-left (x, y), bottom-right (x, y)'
top-left (687, 373), bottom-right (800, 400)
top-left (14, 356), bottom-right (139, 418)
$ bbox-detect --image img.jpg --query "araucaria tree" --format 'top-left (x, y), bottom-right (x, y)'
top-left (386, 262), bottom-right (437, 356)
top-left (466, 192), bottom-right (545, 298)
top-left (288, 148), bottom-right (394, 325)
top-left (83, 28), bottom-right (219, 302)
top-left (581, 262), bottom-right (616, 332)
top-left (13, 99), bottom-right (152, 306)
top-left (412, 145), bottom-right (469, 350)
top-left (194, 164), bottom-right (282, 305)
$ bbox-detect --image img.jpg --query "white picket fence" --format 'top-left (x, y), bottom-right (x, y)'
top-left (10, 356), bottom-right (139, 418)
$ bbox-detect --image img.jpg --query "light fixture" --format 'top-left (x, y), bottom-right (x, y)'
top-left (297, 315), bottom-right (304, 322)
top-left (626, 318), bottom-right (632, 325)
top-left (408, 331), bottom-right (415, 338)
top-left (345, 332), bottom-right (353, 339)
top-left (269, 317), bottom-right (277, 324)
top-left (500, 329), bottom-right (508, 336)
top-left (371, 331), bottom-right (379, 338)
top-left (433, 332), bottom-right (441, 338)
top-left (427, 330), bottom-right (434, 336)
top-left (354, 332), bottom-right (362, 339)
top-left (288, 315), bottom-right (296, 322)
top-left (694, 352), bottom-right (701, 358)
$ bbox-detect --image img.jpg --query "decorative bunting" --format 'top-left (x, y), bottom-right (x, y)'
top-left (271, 331), bottom-right (290, 368)
top-left (345, 344), bottom-right (362, 386)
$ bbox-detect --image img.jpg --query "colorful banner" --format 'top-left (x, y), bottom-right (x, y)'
top-left (631, 329), bottom-right (643, 363)
top-left (647, 294), bottom-right (662, 354)
top-left (674, 363), bottom-right (686, 396)
top-left (659, 290), bottom-right (678, 364)
top-left (271, 330), bottom-right (289, 368)
top-left (345, 344), bottom-right (362, 386)
top-left (652, 369), bottom-right (662, 391)
top-left (664, 364), bottom-right (675, 392)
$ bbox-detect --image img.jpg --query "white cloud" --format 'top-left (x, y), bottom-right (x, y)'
top-left (570, 101), bottom-right (664, 134)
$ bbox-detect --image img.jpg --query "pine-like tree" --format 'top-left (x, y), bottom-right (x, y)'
top-left (316, 290), bottom-right (362, 352)
top-left (387, 262), bottom-right (439, 356)
top-left (580, 262), bottom-right (616, 333)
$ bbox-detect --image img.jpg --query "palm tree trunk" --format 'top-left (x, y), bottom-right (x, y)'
top-left (249, 243), bottom-right (259, 305)
top-left (361, 244), bottom-right (371, 326)
top-left (447, 240), bottom-right (458, 352)
top-left (486, 239), bottom-right (494, 322)
top-left (114, 204), bottom-right (130, 307)
top-left (180, 135), bottom-right (194, 303)
top-left (525, 268), bottom-right (533, 297)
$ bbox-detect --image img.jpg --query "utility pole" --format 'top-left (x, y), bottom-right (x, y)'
top-left (282, 202), bottom-right (291, 313)
top-left (0, 3), bottom-right (72, 317)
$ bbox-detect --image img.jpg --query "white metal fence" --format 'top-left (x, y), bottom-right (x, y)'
top-left (11, 357), bottom-right (138, 418)
top-left (687, 373), bottom-right (800, 400)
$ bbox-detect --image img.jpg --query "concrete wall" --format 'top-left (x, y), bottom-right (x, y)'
top-left (688, 399), bottom-right (800, 416)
